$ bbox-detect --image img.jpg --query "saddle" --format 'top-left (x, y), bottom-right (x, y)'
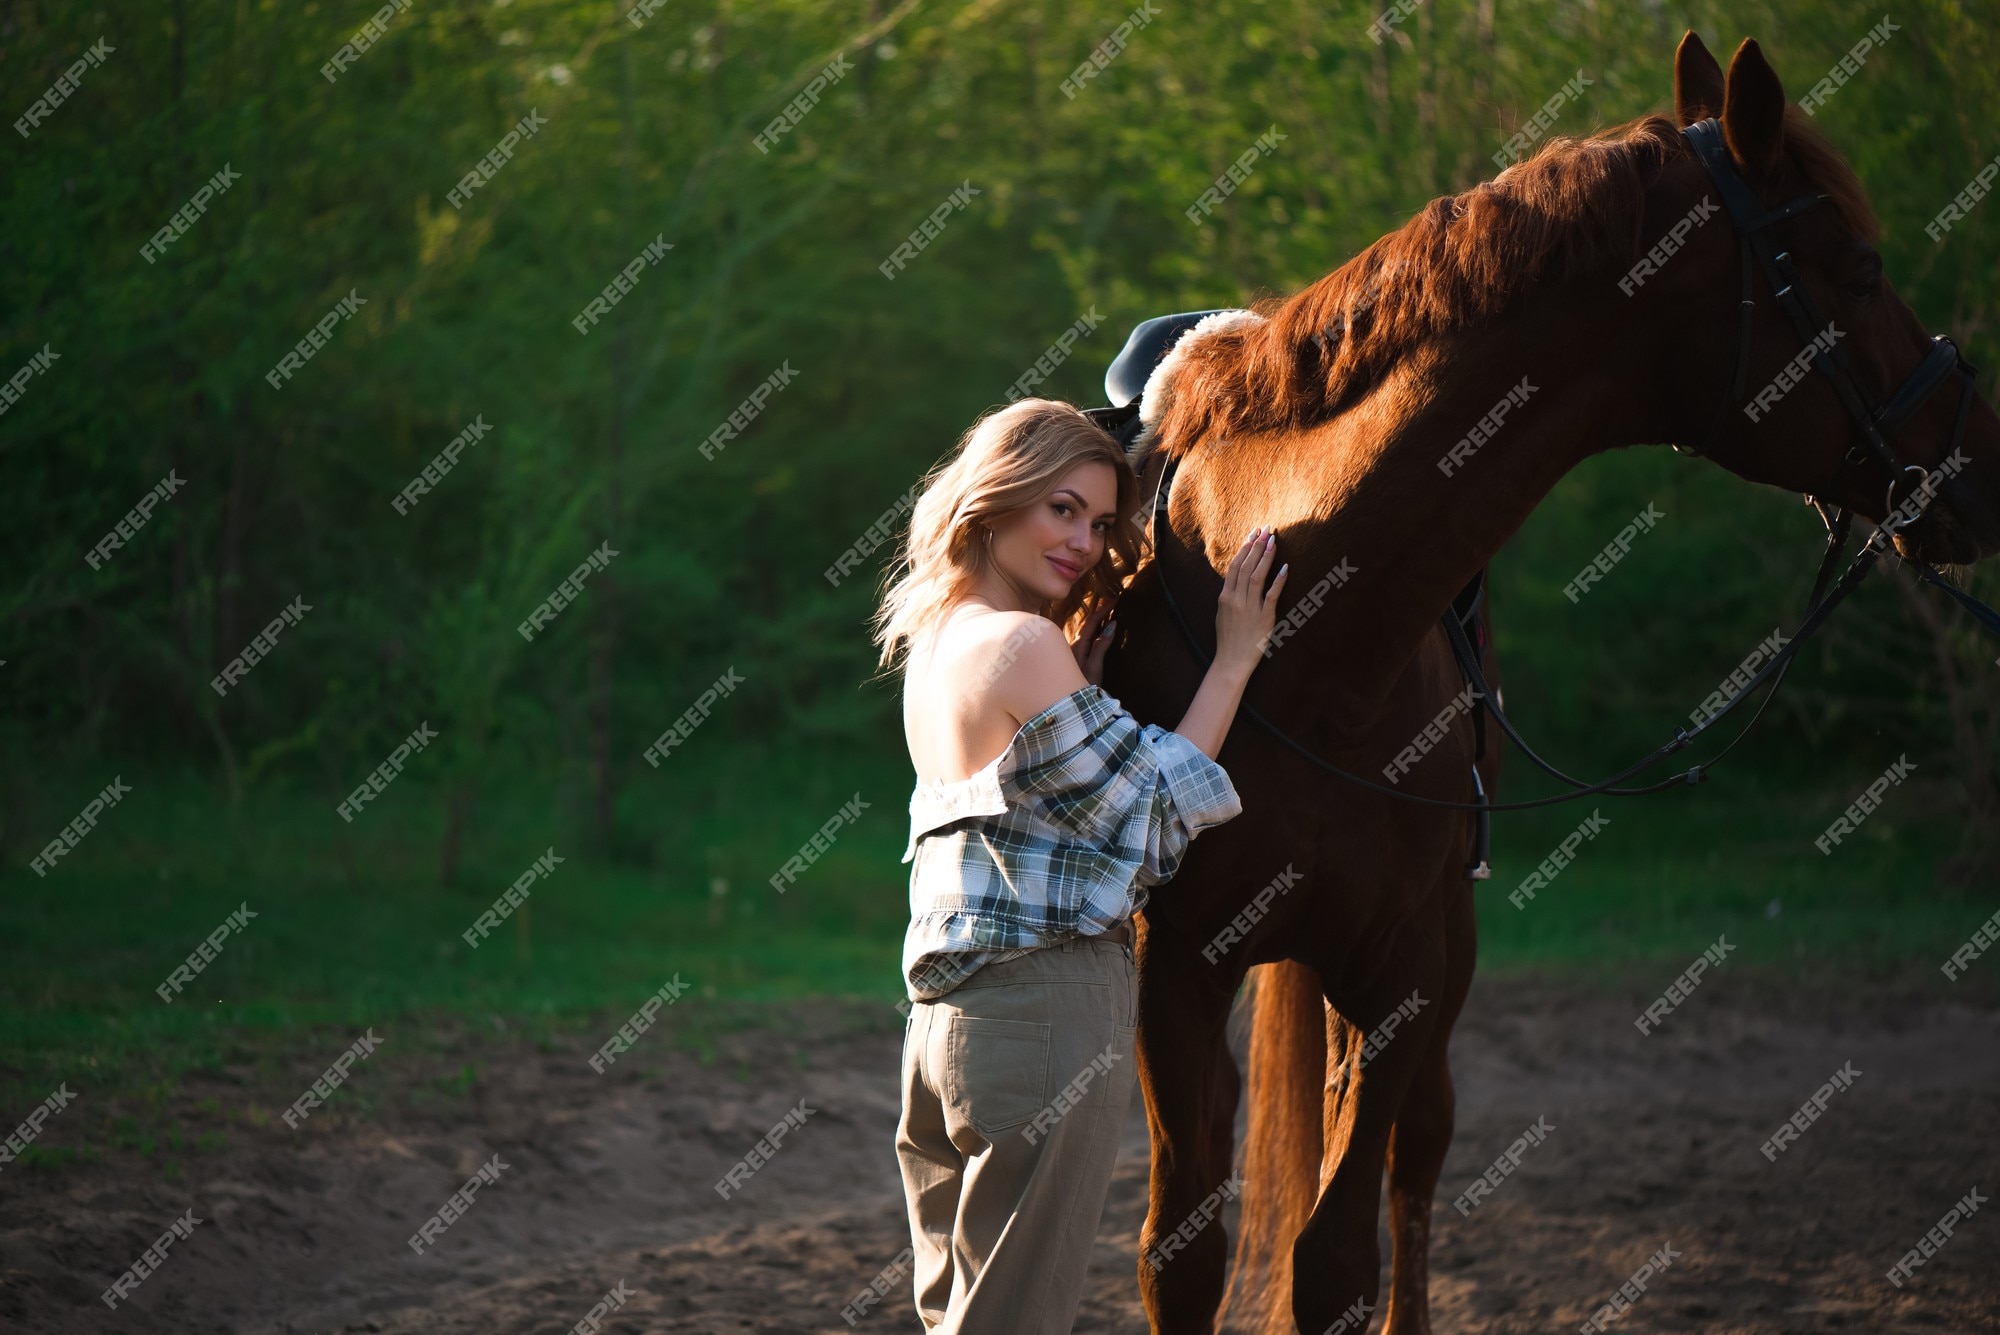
top-left (1084, 311), bottom-right (1494, 881)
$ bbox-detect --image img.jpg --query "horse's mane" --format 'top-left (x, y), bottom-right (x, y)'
top-left (1134, 107), bottom-right (1877, 471)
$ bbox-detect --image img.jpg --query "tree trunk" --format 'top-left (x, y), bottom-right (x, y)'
top-left (1415, 1), bottom-right (1437, 196)
top-left (591, 4), bottom-right (640, 851)
top-left (1453, 0), bottom-right (1496, 187)
top-left (439, 778), bottom-right (477, 888)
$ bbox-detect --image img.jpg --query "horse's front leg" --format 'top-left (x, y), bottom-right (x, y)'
top-left (1135, 911), bottom-right (1243, 1334)
top-left (1292, 935), bottom-right (1447, 1335)
top-left (1382, 878), bottom-right (1476, 1335)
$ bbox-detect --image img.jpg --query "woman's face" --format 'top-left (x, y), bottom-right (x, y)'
top-left (988, 459), bottom-right (1119, 602)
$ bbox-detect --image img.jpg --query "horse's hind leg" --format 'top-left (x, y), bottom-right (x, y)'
top-left (1135, 918), bottom-right (1242, 1334)
top-left (1382, 881), bottom-right (1476, 1335)
top-left (1290, 943), bottom-right (1446, 1334)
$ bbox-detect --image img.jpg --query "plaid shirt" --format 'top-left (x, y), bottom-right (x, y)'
top-left (900, 683), bottom-right (1243, 1001)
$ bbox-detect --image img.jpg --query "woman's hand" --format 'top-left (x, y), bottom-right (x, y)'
top-left (1069, 591), bottom-right (1117, 685)
top-left (1214, 525), bottom-right (1287, 676)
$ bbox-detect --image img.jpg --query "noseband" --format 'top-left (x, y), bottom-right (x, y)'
top-left (1132, 117), bottom-right (2000, 818)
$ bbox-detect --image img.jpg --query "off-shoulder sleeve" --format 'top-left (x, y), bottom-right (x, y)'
top-left (1008, 688), bottom-right (1243, 887)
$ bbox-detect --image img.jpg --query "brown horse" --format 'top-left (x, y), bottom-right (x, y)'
top-left (1101, 30), bottom-right (2000, 1335)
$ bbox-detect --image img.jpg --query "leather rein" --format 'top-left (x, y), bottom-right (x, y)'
top-left (1140, 116), bottom-right (1998, 814)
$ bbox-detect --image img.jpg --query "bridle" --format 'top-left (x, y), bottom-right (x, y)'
top-left (1137, 116), bottom-right (2000, 816)
top-left (1676, 118), bottom-right (1978, 517)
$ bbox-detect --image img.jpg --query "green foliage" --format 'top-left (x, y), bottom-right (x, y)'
top-left (1, 0), bottom-right (1994, 779)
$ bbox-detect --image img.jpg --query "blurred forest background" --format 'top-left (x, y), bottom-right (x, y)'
top-left (3, 0), bottom-right (1999, 1101)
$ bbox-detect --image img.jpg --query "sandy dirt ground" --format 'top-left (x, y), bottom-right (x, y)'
top-left (2, 971), bottom-right (1996, 1334)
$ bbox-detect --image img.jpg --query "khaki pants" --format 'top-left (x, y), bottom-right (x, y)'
top-left (895, 934), bottom-right (1138, 1334)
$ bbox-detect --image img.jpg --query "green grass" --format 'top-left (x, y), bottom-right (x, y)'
top-left (0, 744), bottom-right (920, 1112)
top-left (1475, 767), bottom-right (1998, 984)
top-left (2, 746), bottom-right (1994, 1126)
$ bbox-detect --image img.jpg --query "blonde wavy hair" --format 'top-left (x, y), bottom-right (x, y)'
top-left (869, 398), bottom-right (1149, 677)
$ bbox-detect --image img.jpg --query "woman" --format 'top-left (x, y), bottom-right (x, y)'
top-left (868, 396), bottom-right (1285, 1332)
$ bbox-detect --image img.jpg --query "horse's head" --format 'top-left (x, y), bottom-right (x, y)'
top-left (1664, 31), bottom-right (2000, 565)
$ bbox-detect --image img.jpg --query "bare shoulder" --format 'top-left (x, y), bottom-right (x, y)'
top-left (975, 611), bottom-right (1088, 727)
top-left (906, 608), bottom-right (1088, 778)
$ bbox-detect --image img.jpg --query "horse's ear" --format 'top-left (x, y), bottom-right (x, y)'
top-left (1721, 38), bottom-right (1785, 180)
top-left (1673, 30), bottom-right (1724, 126)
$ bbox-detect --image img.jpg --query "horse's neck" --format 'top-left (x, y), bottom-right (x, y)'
top-left (1228, 319), bottom-right (1638, 730)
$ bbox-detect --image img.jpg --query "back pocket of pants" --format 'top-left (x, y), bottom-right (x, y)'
top-left (943, 1015), bottom-right (1050, 1138)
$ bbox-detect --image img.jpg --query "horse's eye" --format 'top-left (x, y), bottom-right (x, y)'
top-left (1844, 250), bottom-right (1883, 300)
